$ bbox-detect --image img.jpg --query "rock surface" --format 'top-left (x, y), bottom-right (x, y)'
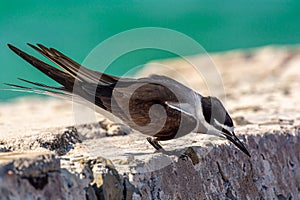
top-left (0, 46), bottom-right (299, 199)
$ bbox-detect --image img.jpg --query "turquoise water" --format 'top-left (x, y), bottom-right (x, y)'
top-left (1, 1), bottom-right (299, 100)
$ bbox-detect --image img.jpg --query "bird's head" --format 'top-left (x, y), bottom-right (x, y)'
top-left (200, 96), bottom-right (250, 157)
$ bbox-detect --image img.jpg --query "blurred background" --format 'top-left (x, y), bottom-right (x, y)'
top-left (1, 0), bottom-right (299, 101)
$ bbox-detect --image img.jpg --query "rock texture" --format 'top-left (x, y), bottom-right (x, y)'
top-left (0, 46), bottom-right (299, 199)
top-left (0, 152), bottom-right (86, 200)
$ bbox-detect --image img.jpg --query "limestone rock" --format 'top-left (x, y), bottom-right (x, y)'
top-left (0, 152), bottom-right (85, 200)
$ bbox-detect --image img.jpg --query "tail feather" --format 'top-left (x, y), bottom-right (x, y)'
top-left (17, 78), bottom-right (107, 110)
top-left (17, 78), bottom-right (66, 91)
top-left (3, 80), bottom-right (89, 104)
top-left (3, 82), bottom-right (66, 97)
top-left (7, 44), bottom-right (75, 91)
top-left (5, 44), bottom-right (114, 111)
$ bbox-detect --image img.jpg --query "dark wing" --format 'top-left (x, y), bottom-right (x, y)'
top-left (108, 80), bottom-right (198, 140)
top-left (27, 43), bottom-right (120, 84)
top-left (6, 44), bottom-right (198, 139)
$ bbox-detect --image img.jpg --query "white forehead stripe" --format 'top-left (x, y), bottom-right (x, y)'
top-left (165, 102), bottom-right (194, 117)
top-left (214, 119), bottom-right (234, 133)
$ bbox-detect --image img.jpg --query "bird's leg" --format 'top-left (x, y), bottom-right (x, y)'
top-left (146, 137), bottom-right (189, 158)
top-left (146, 137), bottom-right (173, 155)
top-left (147, 137), bottom-right (163, 150)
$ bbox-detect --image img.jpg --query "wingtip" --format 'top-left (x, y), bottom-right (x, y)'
top-left (7, 43), bottom-right (16, 50)
top-left (25, 43), bottom-right (46, 51)
top-left (27, 43), bottom-right (43, 53)
top-left (37, 43), bottom-right (47, 49)
top-left (7, 44), bottom-right (23, 56)
top-left (27, 43), bottom-right (35, 48)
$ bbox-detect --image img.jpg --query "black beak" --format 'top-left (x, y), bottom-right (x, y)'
top-left (223, 130), bottom-right (251, 157)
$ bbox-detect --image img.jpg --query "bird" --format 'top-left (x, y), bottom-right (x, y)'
top-left (5, 43), bottom-right (251, 157)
